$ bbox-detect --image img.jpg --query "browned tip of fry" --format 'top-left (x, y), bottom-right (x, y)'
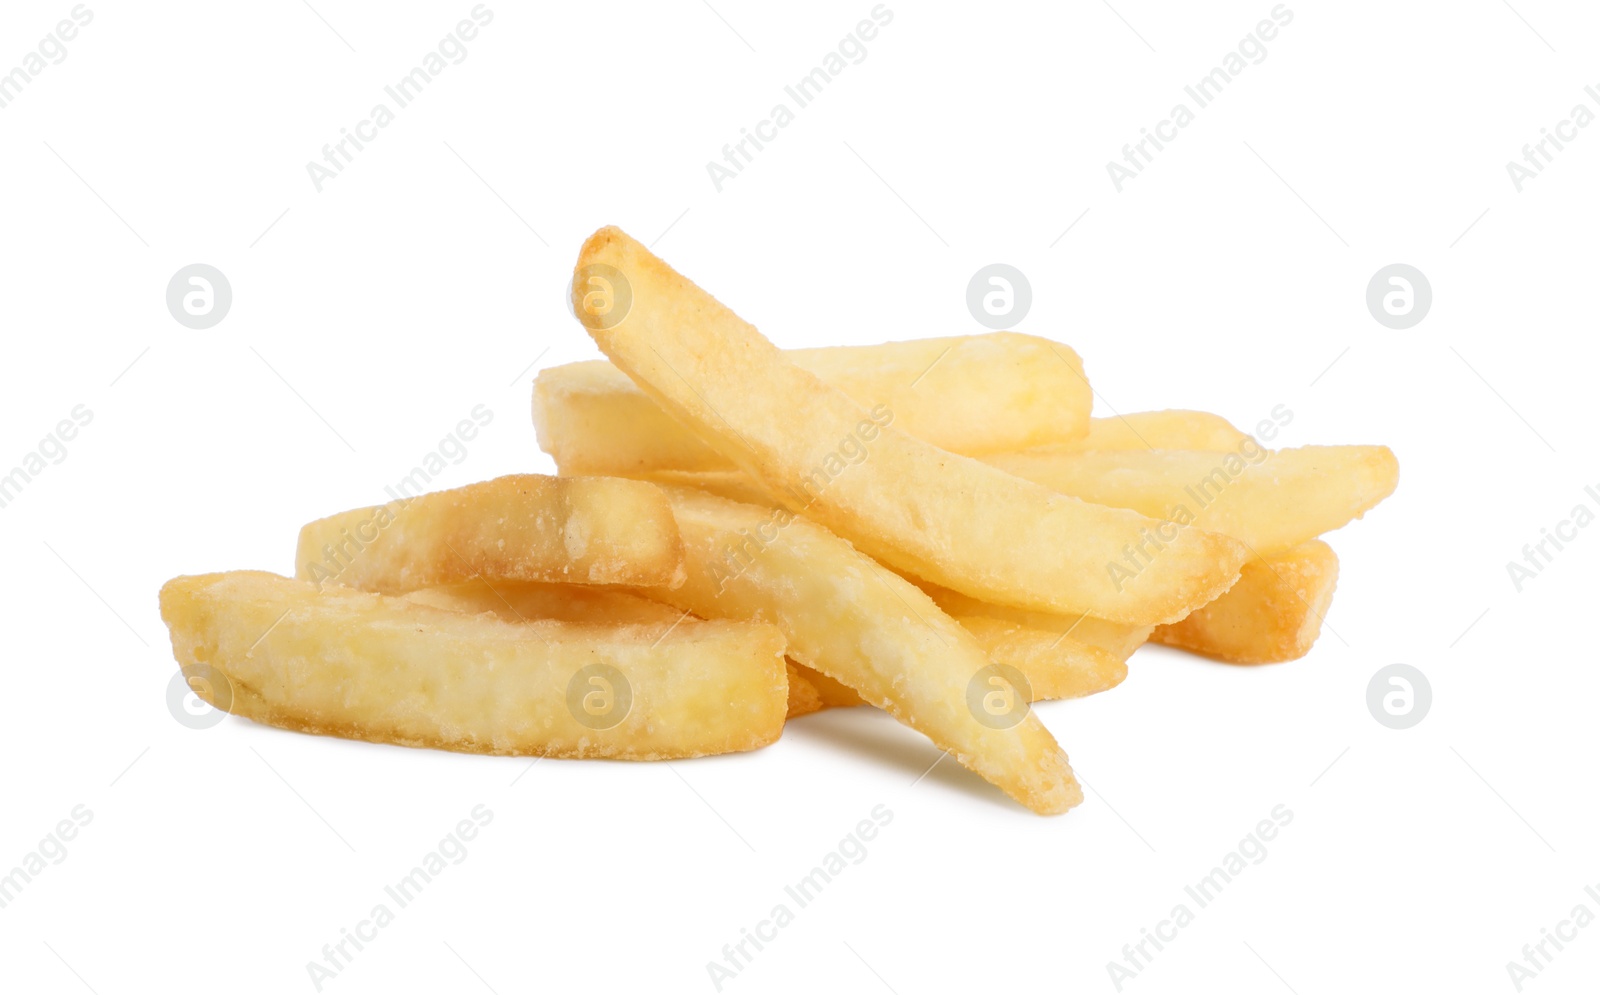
top-left (580, 225), bottom-right (628, 258)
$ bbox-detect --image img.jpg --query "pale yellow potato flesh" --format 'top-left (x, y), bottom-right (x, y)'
top-left (1155, 541), bottom-right (1339, 664)
top-left (982, 445), bottom-right (1399, 558)
top-left (404, 578), bottom-right (685, 625)
top-left (533, 334), bottom-right (1092, 475)
top-left (160, 571), bottom-right (787, 759)
top-left (1070, 410), bottom-right (1252, 452)
top-left (784, 662), bottom-right (831, 718)
top-left (787, 662), bottom-right (865, 714)
top-left (919, 582), bottom-right (1153, 664)
top-left (404, 580), bottom-right (857, 721)
top-left (783, 615), bottom-right (1125, 712)
top-left (295, 473), bottom-right (685, 593)
top-left (622, 469), bottom-right (775, 507)
top-left (572, 227), bottom-right (1246, 626)
top-left (958, 617), bottom-right (1128, 700)
top-left (637, 486), bottom-right (1082, 815)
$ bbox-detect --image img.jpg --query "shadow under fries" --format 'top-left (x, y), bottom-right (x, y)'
top-left (782, 708), bottom-right (1019, 812)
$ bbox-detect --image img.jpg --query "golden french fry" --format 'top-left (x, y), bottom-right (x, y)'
top-left (533, 334), bottom-right (1092, 475)
top-left (957, 617), bottom-right (1127, 700)
top-left (1154, 541), bottom-right (1339, 663)
top-left (612, 469), bottom-right (773, 507)
top-left (160, 571), bottom-right (787, 759)
top-left (404, 578), bottom-right (685, 625)
top-left (572, 227), bottom-right (1246, 626)
top-left (788, 662), bottom-right (865, 712)
top-left (1071, 410), bottom-right (1252, 452)
top-left (784, 662), bottom-right (829, 718)
top-left (981, 445), bottom-right (1399, 558)
top-left (638, 486), bottom-right (1082, 815)
top-left (785, 620), bottom-right (1123, 713)
top-left (920, 582), bottom-right (1153, 664)
top-left (295, 473), bottom-right (685, 593)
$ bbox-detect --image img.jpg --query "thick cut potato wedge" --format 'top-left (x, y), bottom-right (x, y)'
top-left (160, 571), bottom-right (786, 759)
top-left (572, 227), bottom-right (1246, 626)
top-left (295, 474), bottom-right (685, 593)
top-left (982, 445), bottom-right (1398, 558)
top-left (638, 486), bottom-right (1082, 815)
top-left (533, 334), bottom-right (1092, 475)
top-left (1155, 541), bottom-right (1339, 663)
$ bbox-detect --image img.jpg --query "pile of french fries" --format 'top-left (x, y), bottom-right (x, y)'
top-left (160, 226), bottom-right (1398, 815)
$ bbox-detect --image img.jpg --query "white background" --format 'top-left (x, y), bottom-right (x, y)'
top-left (2, 1), bottom-right (1597, 992)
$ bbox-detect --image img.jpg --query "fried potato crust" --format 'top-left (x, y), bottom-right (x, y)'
top-left (295, 473), bottom-right (685, 593)
top-left (983, 445), bottom-right (1399, 557)
top-left (160, 571), bottom-right (786, 759)
top-left (1155, 541), bottom-right (1340, 664)
top-left (534, 334), bottom-right (1091, 475)
top-left (573, 226), bottom-right (1246, 626)
top-left (639, 486), bottom-right (1083, 815)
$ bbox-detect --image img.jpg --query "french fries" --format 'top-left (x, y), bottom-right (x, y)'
top-left (161, 571), bottom-right (787, 759)
top-left (572, 226), bottom-right (1247, 626)
top-left (533, 334), bottom-right (1092, 475)
top-left (981, 444), bottom-right (1399, 557)
top-left (784, 662), bottom-right (831, 718)
top-left (1154, 541), bottom-right (1339, 663)
top-left (788, 663), bottom-right (865, 714)
top-left (638, 486), bottom-right (1083, 814)
top-left (957, 617), bottom-right (1128, 700)
top-left (1071, 410), bottom-right (1251, 452)
top-left (295, 473), bottom-right (685, 593)
top-left (156, 224), bottom-right (1401, 819)
top-left (920, 583), bottom-right (1154, 664)
top-left (404, 578), bottom-right (684, 625)
top-left (781, 612), bottom-right (1126, 715)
